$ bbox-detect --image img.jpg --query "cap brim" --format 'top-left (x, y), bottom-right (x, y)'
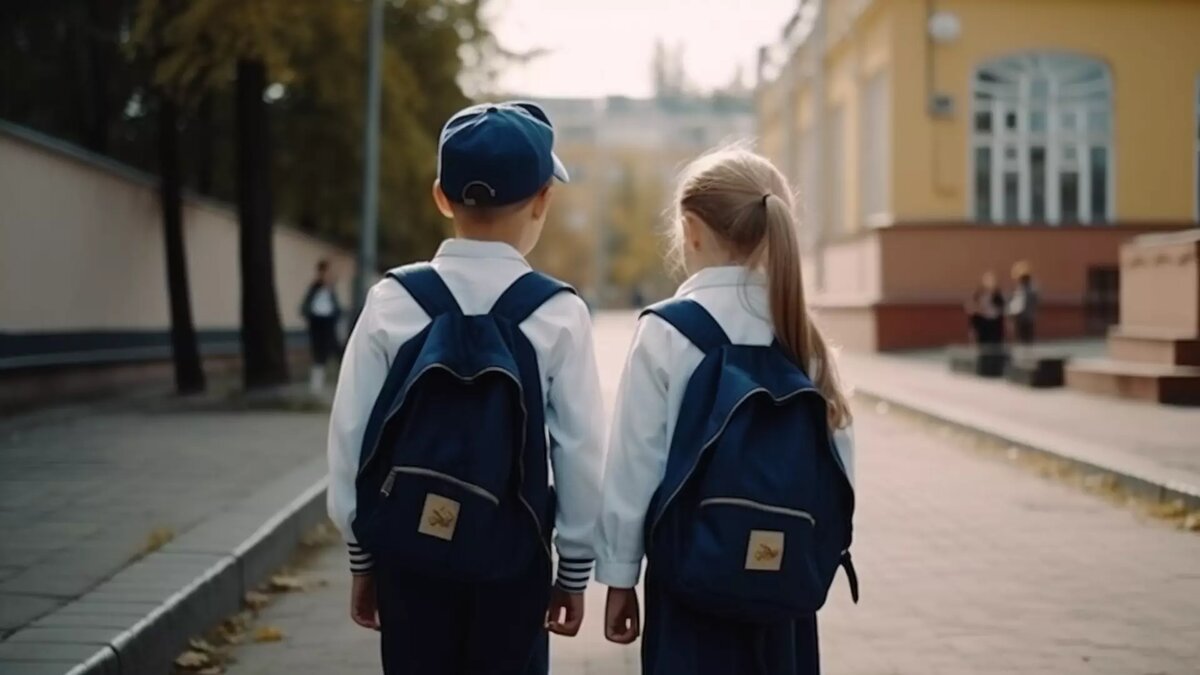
top-left (552, 153), bottom-right (570, 183)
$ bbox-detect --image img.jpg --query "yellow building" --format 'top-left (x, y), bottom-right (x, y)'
top-left (756, 0), bottom-right (1200, 350)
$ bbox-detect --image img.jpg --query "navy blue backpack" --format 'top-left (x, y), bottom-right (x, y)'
top-left (352, 264), bottom-right (572, 582)
top-left (644, 299), bottom-right (858, 623)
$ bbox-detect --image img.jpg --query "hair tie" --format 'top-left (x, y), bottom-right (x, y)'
top-left (761, 193), bottom-right (771, 207)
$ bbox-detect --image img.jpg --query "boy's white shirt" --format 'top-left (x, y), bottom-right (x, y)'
top-left (326, 239), bottom-right (606, 590)
top-left (595, 265), bottom-right (856, 589)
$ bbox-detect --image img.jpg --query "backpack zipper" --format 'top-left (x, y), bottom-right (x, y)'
top-left (648, 386), bottom-right (820, 543)
top-left (380, 466), bottom-right (501, 505)
top-left (698, 497), bottom-right (816, 525)
top-left (359, 362), bottom-right (551, 562)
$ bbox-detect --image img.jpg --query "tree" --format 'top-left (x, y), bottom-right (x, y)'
top-left (607, 157), bottom-right (673, 303)
top-left (157, 93), bottom-right (207, 393)
top-left (124, 0), bottom-right (208, 394)
top-left (132, 0), bottom-right (318, 389)
top-left (235, 57), bottom-right (289, 387)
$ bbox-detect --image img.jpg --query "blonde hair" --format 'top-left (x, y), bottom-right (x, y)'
top-left (669, 148), bottom-right (851, 429)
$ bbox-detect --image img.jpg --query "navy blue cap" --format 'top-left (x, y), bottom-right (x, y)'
top-left (438, 101), bottom-right (569, 207)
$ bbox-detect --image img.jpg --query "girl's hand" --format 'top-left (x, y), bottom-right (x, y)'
top-left (604, 586), bottom-right (640, 644)
top-left (350, 573), bottom-right (380, 630)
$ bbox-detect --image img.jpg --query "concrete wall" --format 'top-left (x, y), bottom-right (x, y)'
top-left (0, 123), bottom-right (355, 336)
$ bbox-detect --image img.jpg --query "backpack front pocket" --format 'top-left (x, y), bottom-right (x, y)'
top-left (367, 463), bottom-right (538, 581)
top-left (672, 497), bottom-right (825, 622)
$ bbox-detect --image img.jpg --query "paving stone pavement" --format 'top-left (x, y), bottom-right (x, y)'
top-left (0, 400), bottom-right (328, 638)
top-left (220, 314), bottom-right (1200, 675)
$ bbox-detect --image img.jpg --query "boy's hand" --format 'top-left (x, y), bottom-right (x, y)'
top-left (350, 574), bottom-right (380, 630)
top-left (604, 586), bottom-right (640, 644)
top-left (546, 587), bottom-right (585, 636)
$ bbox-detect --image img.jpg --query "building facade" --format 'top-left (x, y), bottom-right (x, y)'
top-left (757, 0), bottom-right (1200, 350)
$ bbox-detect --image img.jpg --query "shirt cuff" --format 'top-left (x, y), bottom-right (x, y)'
top-left (555, 556), bottom-right (594, 593)
top-left (594, 559), bottom-right (641, 589)
top-left (348, 542), bottom-right (374, 575)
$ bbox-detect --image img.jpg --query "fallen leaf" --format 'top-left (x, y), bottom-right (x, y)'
top-left (198, 667), bottom-right (224, 675)
top-left (138, 527), bottom-right (176, 559)
top-left (244, 591), bottom-right (271, 610)
top-left (1146, 500), bottom-right (1187, 520)
top-left (269, 575), bottom-right (306, 592)
top-left (1182, 513), bottom-right (1200, 531)
top-left (174, 650), bottom-right (211, 669)
top-left (254, 626), bottom-right (285, 643)
top-left (188, 638), bottom-right (215, 654)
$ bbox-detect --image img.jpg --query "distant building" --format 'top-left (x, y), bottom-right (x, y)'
top-left (535, 95), bottom-right (755, 303)
top-left (756, 0), bottom-right (1200, 350)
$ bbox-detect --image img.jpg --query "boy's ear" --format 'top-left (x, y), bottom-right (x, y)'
top-left (432, 180), bottom-right (455, 218)
top-left (530, 183), bottom-right (554, 220)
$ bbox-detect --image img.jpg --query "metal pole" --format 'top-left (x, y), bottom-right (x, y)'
top-left (356, 0), bottom-right (384, 311)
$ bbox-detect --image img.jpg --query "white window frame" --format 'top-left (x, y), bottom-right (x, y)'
top-left (969, 53), bottom-right (1114, 226)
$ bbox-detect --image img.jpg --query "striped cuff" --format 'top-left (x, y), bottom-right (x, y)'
top-left (555, 556), bottom-right (593, 593)
top-left (348, 542), bottom-right (375, 575)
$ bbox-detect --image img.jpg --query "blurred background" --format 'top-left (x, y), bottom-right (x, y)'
top-left (1, 2), bottom-right (1199, 674)
top-left (3, 0), bottom-right (1199, 404)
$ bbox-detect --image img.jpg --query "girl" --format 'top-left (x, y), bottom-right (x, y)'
top-left (594, 148), bottom-right (855, 675)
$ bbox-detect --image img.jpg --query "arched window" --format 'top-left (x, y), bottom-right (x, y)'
top-left (972, 53), bottom-right (1112, 225)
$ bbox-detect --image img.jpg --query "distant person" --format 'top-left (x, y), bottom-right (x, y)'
top-left (301, 259), bottom-right (342, 393)
top-left (326, 101), bottom-right (604, 674)
top-left (631, 284), bottom-right (646, 308)
top-left (1009, 260), bottom-right (1039, 344)
top-left (966, 271), bottom-right (1005, 345)
top-left (597, 148), bottom-right (856, 675)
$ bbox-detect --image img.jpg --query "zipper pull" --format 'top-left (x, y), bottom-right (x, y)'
top-left (380, 468), bottom-right (398, 497)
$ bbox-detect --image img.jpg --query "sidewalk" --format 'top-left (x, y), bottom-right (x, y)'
top-left (209, 315), bottom-right (1200, 675)
top-left (839, 350), bottom-right (1200, 507)
top-left (0, 388), bottom-right (331, 674)
top-left (219, 398), bottom-right (1200, 675)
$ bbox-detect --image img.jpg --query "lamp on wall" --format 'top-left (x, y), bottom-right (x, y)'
top-left (925, 7), bottom-right (960, 119)
top-left (927, 10), bottom-right (961, 44)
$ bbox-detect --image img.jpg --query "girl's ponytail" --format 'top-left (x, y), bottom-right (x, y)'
top-left (674, 147), bottom-right (851, 429)
top-left (762, 194), bottom-right (851, 429)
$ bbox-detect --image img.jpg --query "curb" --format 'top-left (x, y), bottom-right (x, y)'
top-left (1, 459), bottom-right (328, 675)
top-left (855, 386), bottom-right (1200, 512)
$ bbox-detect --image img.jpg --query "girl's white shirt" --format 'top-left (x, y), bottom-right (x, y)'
top-left (595, 265), bottom-right (855, 589)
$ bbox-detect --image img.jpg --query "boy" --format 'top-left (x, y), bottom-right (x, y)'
top-left (327, 101), bottom-right (605, 674)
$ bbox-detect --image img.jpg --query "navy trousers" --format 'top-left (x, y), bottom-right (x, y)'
top-left (376, 560), bottom-right (550, 675)
top-left (641, 569), bottom-right (820, 675)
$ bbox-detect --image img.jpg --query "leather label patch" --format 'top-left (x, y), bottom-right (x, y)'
top-left (745, 530), bottom-right (785, 571)
top-left (418, 493), bottom-right (460, 541)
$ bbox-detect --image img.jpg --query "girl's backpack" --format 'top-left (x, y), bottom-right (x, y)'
top-left (645, 299), bottom-right (858, 622)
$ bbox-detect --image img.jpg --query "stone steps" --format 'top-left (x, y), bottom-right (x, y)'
top-left (1066, 358), bottom-right (1200, 405)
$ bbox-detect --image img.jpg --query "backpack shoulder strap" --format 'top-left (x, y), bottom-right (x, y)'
top-left (386, 264), bottom-right (461, 318)
top-left (490, 271), bottom-right (576, 324)
top-left (641, 299), bottom-right (730, 353)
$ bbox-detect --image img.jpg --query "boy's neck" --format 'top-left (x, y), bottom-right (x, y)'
top-left (453, 220), bottom-right (526, 252)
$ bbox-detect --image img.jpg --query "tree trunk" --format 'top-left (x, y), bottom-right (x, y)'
top-left (82, 0), bottom-right (115, 155)
top-left (158, 95), bottom-right (206, 394)
top-left (195, 94), bottom-right (215, 195)
top-left (235, 58), bottom-right (289, 389)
